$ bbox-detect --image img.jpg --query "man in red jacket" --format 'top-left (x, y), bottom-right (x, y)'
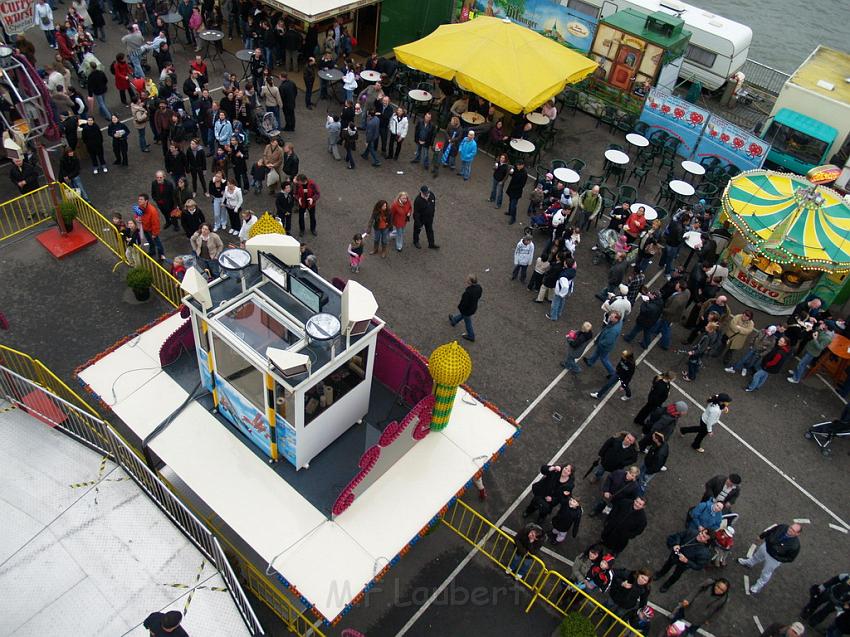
top-left (294, 173), bottom-right (320, 237)
top-left (745, 335), bottom-right (791, 392)
top-left (137, 193), bottom-right (164, 259)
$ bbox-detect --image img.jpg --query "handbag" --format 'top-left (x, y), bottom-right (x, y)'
top-left (41, 15), bottom-right (50, 25)
top-left (169, 207), bottom-right (182, 219)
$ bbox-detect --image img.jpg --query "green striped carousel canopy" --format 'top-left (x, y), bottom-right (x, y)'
top-left (722, 169), bottom-right (850, 273)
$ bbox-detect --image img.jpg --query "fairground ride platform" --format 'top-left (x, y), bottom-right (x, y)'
top-left (77, 312), bottom-right (518, 621)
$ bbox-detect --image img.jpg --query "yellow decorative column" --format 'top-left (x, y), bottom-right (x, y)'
top-left (428, 342), bottom-right (472, 432)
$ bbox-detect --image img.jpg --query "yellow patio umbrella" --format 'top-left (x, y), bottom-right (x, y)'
top-left (393, 16), bottom-right (598, 114)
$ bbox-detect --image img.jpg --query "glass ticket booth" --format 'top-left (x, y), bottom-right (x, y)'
top-left (185, 251), bottom-right (382, 469)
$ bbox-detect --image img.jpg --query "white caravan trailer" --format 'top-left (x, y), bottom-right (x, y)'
top-left (568, 0), bottom-right (752, 90)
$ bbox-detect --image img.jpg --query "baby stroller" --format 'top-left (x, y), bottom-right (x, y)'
top-left (529, 210), bottom-right (554, 233)
top-left (254, 111), bottom-right (280, 145)
top-left (805, 414), bottom-right (850, 457)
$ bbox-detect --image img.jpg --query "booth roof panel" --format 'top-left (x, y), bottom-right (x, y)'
top-left (149, 402), bottom-right (327, 563)
top-left (77, 345), bottom-right (162, 408)
top-left (272, 521), bottom-right (376, 618)
top-left (106, 373), bottom-right (190, 440)
top-left (601, 8), bottom-right (692, 50)
top-left (132, 312), bottom-right (188, 360)
top-left (791, 45), bottom-right (850, 104)
top-left (261, 0), bottom-right (379, 22)
top-left (439, 389), bottom-right (517, 457)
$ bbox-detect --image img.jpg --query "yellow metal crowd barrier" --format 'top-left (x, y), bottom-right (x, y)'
top-left (442, 499), bottom-right (644, 637)
top-left (0, 183), bottom-right (183, 308)
top-left (0, 184), bottom-right (54, 241)
top-left (0, 343), bottom-right (98, 415)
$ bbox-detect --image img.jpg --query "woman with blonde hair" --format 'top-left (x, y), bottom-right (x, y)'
top-left (390, 191), bottom-right (411, 252)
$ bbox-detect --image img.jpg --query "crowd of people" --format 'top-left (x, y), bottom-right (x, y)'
top-left (5, 8), bottom-right (848, 637)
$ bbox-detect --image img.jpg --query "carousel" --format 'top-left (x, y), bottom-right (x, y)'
top-left (718, 168), bottom-right (850, 314)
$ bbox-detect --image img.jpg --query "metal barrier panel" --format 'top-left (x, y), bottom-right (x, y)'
top-left (0, 184), bottom-right (53, 241)
top-left (740, 59), bottom-right (790, 96)
top-left (442, 500), bottom-right (643, 636)
top-left (58, 183), bottom-right (126, 261)
top-left (0, 363), bottom-right (265, 636)
top-left (130, 244), bottom-right (184, 307)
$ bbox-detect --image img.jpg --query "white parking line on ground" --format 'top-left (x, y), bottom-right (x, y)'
top-left (830, 523), bottom-right (849, 534)
top-left (753, 615), bottom-right (763, 633)
top-left (643, 358), bottom-right (850, 532)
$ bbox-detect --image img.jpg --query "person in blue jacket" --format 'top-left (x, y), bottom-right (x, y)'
top-left (457, 130), bottom-right (478, 181)
top-left (583, 311), bottom-right (623, 376)
top-left (686, 499), bottom-right (725, 533)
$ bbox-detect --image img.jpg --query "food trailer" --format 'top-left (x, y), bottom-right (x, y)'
top-left (718, 169), bottom-right (850, 314)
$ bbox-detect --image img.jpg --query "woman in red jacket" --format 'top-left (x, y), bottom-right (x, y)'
top-left (111, 53), bottom-right (133, 105)
top-left (390, 191), bottom-right (411, 252)
top-left (55, 26), bottom-right (78, 72)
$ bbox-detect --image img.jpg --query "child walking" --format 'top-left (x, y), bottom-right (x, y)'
top-left (348, 233), bottom-right (364, 273)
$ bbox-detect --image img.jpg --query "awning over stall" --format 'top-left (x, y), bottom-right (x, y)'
top-left (723, 170), bottom-right (850, 272)
top-left (261, 0), bottom-right (379, 23)
top-left (393, 16), bottom-right (598, 114)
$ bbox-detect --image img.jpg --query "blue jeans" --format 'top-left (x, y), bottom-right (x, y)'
top-left (586, 347), bottom-right (614, 376)
top-left (43, 29), bottom-right (56, 47)
top-left (549, 294), bottom-right (566, 320)
top-left (264, 47), bottom-right (274, 69)
top-left (129, 52), bottom-right (143, 77)
top-left (361, 142), bottom-right (381, 165)
top-left (596, 373), bottom-right (628, 398)
top-left (511, 264), bottom-right (527, 281)
top-left (651, 318), bottom-right (672, 350)
top-left (137, 128), bottom-right (149, 151)
top-left (732, 348), bottom-right (760, 373)
top-left (563, 350), bottom-right (582, 373)
top-left (459, 159), bottom-right (472, 180)
top-left (489, 177), bottom-right (504, 207)
top-left (747, 367), bottom-right (769, 391)
top-left (638, 464), bottom-right (657, 495)
top-left (508, 196), bottom-right (519, 222)
top-left (662, 244), bottom-right (681, 275)
top-left (68, 176), bottom-right (88, 200)
top-left (449, 313), bottom-right (475, 340)
top-left (791, 352), bottom-right (815, 382)
top-left (212, 197), bottom-right (225, 229)
top-left (345, 88), bottom-right (354, 102)
top-left (624, 322), bottom-right (653, 348)
top-left (147, 234), bottom-right (164, 258)
top-left (509, 553), bottom-right (532, 579)
top-left (413, 142), bottom-right (430, 168)
top-left (393, 226), bottom-right (405, 251)
top-left (94, 94), bottom-right (112, 120)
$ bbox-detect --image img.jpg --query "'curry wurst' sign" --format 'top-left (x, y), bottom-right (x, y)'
top-left (0, 0), bottom-right (36, 35)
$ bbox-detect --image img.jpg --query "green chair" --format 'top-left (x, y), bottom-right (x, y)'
top-left (563, 91), bottom-right (579, 116)
top-left (595, 106), bottom-right (617, 133)
top-left (584, 174), bottom-right (604, 191)
top-left (629, 164), bottom-right (650, 188)
top-left (618, 184), bottom-right (638, 205)
top-left (551, 159), bottom-right (567, 171)
top-left (566, 158), bottom-right (586, 174)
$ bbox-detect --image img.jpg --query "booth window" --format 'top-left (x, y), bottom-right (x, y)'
top-left (685, 44), bottom-right (717, 68)
top-left (304, 346), bottom-right (369, 425)
top-left (567, 0), bottom-right (597, 18)
top-left (211, 333), bottom-right (266, 411)
top-left (763, 122), bottom-right (828, 166)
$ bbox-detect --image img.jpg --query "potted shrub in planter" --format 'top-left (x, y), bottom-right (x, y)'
top-left (58, 200), bottom-right (78, 230)
top-left (558, 612), bottom-right (596, 637)
top-left (126, 267), bottom-right (153, 301)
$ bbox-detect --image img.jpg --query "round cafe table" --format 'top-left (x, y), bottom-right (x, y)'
top-left (669, 179), bottom-right (696, 197)
top-left (681, 229), bottom-right (704, 269)
top-left (509, 138), bottom-right (535, 154)
top-left (318, 68), bottom-right (343, 103)
top-left (360, 70), bottom-right (381, 83)
top-left (161, 11), bottom-right (183, 43)
top-left (625, 133), bottom-right (649, 148)
top-left (604, 149), bottom-right (630, 165)
top-left (461, 111), bottom-right (485, 126)
top-left (553, 167), bottom-right (580, 184)
top-left (235, 48), bottom-right (253, 81)
top-left (408, 89), bottom-right (432, 102)
top-left (630, 203), bottom-right (657, 220)
top-left (681, 160), bottom-right (706, 182)
top-left (198, 30), bottom-right (224, 65)
top-left (526, 112), bottom-right (550, 126)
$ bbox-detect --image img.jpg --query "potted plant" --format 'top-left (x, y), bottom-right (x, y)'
top-left (126, 267), bottom-right (153, 301)
top-left (58, 200), bottom-right (77, 230)
top-left (559, 612), bottom-right (595, 637)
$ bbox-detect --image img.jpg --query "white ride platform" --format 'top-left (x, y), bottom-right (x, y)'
top-left (77, 316), bottom-right (517, 620)
top-left (0, 402), bottom-right (251, 637)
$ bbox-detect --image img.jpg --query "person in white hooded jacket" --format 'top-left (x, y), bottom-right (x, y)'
top-left (222, 180), bottom-right (243, 236)
top-left (512, 234), bottom-right (535, 283)
top-left (387, 107), bottom-right (409, 161)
